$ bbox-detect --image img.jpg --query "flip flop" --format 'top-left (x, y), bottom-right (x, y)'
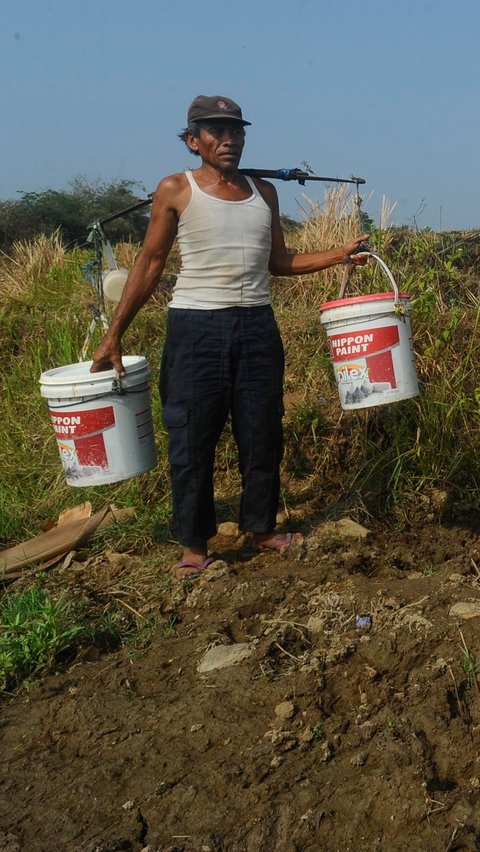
top-left (257, 532), bottom-right (304, 552)
top-left (176, 557), bottom-right (214, 580)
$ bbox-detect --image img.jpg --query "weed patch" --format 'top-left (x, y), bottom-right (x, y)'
top-left (0, 587), bottom-right (85, 692)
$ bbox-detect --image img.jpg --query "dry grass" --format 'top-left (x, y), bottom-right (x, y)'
top-left (279, 186), bottom-right (364, 305)
top-left (2, 199), bottom-right (480, 545)
top-left (380, 195), bottom-right (397, 230)
top-left (114, 238), bottom-right (181, 277)
top-left (297, 186), bottom-right (362, 251)
top-left (0, 230), bottom-right (66, 299)
top-left (114, 241), bottom-right (141, 269)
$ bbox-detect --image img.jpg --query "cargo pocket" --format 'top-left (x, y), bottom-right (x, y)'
top-left (162, 405), bottom-right (190, 466)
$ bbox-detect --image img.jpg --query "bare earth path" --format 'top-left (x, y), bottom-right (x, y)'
top-left (2, 516), bottom-right (480, 851)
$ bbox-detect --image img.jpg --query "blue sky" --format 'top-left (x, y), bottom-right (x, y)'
top-left (2, 0), bottom-right (479, 231)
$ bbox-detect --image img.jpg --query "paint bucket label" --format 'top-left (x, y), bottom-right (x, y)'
top-left (320, 295), bottom-right (419, 410)
top-left (40, 357), bottom-right (158, 486)
top-left (51, 407), bottom-right (116, 471)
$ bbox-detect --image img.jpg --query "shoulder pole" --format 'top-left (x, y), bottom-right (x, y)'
top-left (92, 170), bottom-right (366, 227)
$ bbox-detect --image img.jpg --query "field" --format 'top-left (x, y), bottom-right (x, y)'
top-left (2, 199), bottom-right (480, 850)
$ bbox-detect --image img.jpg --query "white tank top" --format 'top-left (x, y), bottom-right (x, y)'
top-left (169, 169), bottom-right (272, 309)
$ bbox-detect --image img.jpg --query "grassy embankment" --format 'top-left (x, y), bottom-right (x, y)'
top-left (1, 189), bottom-right (480, 690)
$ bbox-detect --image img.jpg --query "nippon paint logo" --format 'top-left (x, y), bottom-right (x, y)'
top-left (50, 407), bottom-right (115, 438)
top-left (328, 326), bottom-right (400, 362)
top-left (329, 333), bottom-right (374, 358)
top-left (335, 363), bottom-right (369, 384)
top-left (51, 414), bottom-right (81, 435)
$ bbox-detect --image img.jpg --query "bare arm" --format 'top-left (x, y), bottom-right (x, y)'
top-left (90, 175), bottom-right (182, 374)
top-left (255, 180), bottom-right (368, 276)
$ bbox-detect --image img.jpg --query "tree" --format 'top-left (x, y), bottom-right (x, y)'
top-left (0, 177), bottom-right (151, 251)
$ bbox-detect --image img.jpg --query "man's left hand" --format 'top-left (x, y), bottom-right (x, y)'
top-left (343, 234), bottom-right (371, 266)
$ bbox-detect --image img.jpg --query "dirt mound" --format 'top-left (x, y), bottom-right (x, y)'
top-left (2, 517), bottom-right (480, 851)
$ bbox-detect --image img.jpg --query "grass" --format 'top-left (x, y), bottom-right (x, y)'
top-left (0, 586), bottom-right (89, 692)
top-left (0, 242), bottom-right (173, 543)
top-left (460, 652), bottom-right (480, 692)
top-left (459, 629), bottom-right (480, 694)
top-left (0, 582), bottom-right (130, 694)
top-left (2, 196), bottom-right (479, 544)
top-left (2, 213), bottom-right (479, 536)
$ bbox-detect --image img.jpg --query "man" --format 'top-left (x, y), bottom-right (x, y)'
top-left (91, 95), bottom-right (367, 579)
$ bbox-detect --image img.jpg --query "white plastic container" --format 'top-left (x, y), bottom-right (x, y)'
top-left (320, 255), bottom-right (419, 410)
top-left (40, 356), bottom-right (157, 486)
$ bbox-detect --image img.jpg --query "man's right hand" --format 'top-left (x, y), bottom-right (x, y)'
top-left (90, 337), bottom-right (125, 375)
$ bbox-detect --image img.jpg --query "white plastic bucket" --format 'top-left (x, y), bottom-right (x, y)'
top-left (39, 356), bottom-right (158, 486)
top-left (320, 256), bottom-right (419, 410)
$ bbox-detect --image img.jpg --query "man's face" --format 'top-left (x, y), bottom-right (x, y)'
top-left (187, 120), bottom-right (245, 171)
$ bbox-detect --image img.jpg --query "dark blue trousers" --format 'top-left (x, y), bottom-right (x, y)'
top-left (159, 305), bottom-right (285, 546)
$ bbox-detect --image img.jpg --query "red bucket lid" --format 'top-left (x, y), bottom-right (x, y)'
top-left (320, 292), bottom-right (411, 311)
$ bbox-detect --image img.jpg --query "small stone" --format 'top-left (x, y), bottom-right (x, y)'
top-left (336, 518), bottom-right (371, 540)
top-left (217, 522), bottom-right (239, 537)
top-left (350, 752), bottom-right (367, 767)
top-left (197, 642), bottom-right (254, 673)
top-left (315, 517), bottom-right (371, 542)
top-left (270, 755), bottom-right (282, 768)
top-left (275, 701), bottom-right (295, 721)
top-left (190, 723), bottom-right (204, 732)
top-left (122, 800), bottom-right (135, 810)
top-left (449, 602), bottom-right (480, 619)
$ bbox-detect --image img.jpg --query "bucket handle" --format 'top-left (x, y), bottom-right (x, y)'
top-left (112, 371), bottom-right (126, 395)
top-left (339, 252), bottom-right (407, 315)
